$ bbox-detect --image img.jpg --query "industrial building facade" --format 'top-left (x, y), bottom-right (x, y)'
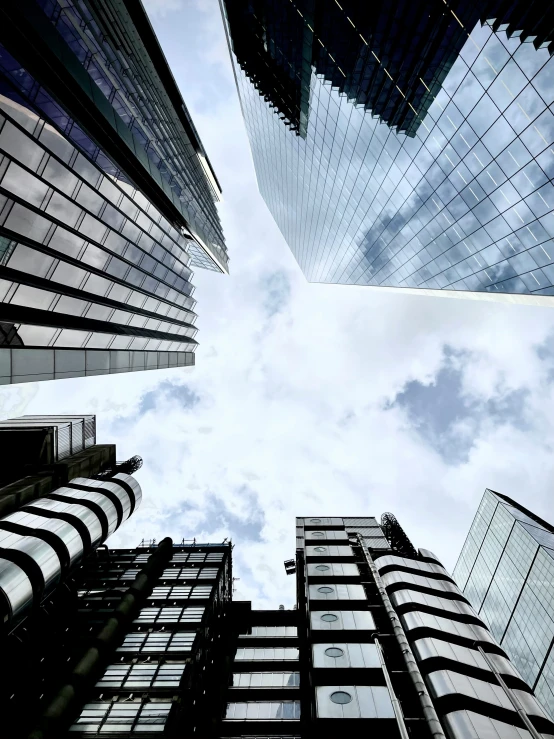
top-left (1, 501), bottom-right (552, 736)
top-left (454, 489), bottom-right (554, 720)
top-left (0, 0), bottom-right (227, 385)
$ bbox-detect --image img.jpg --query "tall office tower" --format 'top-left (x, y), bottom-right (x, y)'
top-left (0, 0), bottom-right (227, 386)
top-left (222, 0), bottom-right (554, 306)
top-left (454, 489), bottom-right (554, 720)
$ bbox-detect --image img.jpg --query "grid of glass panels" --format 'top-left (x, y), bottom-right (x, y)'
top-left (169, 552), bottom-right (225, 563)
top-left (161, 567), bottom-right (219, 580)
top-left (225, 701), bottom-right (300, 720)
top-left (233, 672), bottom-right (300, 687)
top-left (235, 648), bottom-right (300, 661)
top-left (133, 606), bottom-right (204, 624)
top-left (70, 701), bottom-right (171, 733)
top-left (96, 662), bottom-right (186, 689)
top-left (455, 490), bottom-right (554, 718)
top-left (232, 17), bottom-right (554, 300)
top-left (37, 0), bottom-right (227, 272)
top-left (244, 626), bottom-right (298, 637)
top-left (150, 585), bottom-right (213, 599)
top-left (0, 80), bottom-right (197, 382)
top-left (117, 632), bottom-right (195, 653)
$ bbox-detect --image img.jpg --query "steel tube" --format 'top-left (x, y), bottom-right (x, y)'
top-left (374, 635), bottom-right (410, 739)
top-left (477, 645), bottom-right (542, 739)
top-left (357, 536), bottom-right (447, 739)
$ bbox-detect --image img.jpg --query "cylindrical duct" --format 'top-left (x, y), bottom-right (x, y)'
top-left (0, 473), bottom-right (141, 629)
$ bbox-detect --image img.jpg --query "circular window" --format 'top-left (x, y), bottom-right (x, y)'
top-left (318, 586), bottom-right (334, 593)
top-left (325, 647), bottom-right (344, 658)
top-left (331, 691), bottom-right (352, 704)
top-left (311, 531), bottom-right (324, 537)
top-left (321, 613), bottom-right (338, 622)
top-left (310, 518), bottom-right (322, 523)
top-left (315, 565), bottom-right (330, 571)
top-left (314, 546), bottom-right (327, 552)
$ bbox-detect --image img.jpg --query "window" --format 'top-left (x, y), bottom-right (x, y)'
top-left (161, 567), bottom-right (219, 580)
top-left (331, 691), bottom-right (352, 704)
top-left (150, 585), bottom-right (213, 599)
top-left (233, 672), bottom-right (300, 687)
top-left (235, 648), bottom-right (300, 661)
top-left (117, 632), bottom-right (195, 653)
top-left (96, 662), bottom-right (186, 689)
top-left (71, 700), bottom-right (171, 733)
top-left (134, 606), bottom-right (204, 624)
top-left (225, 701), bottom-right (300, 720)
top-left (246, 626), bottom-right (297, 637)
top-left (325, 647), bottom-right (344, 658)
top-left (321, 613), bottom-right (338, 622)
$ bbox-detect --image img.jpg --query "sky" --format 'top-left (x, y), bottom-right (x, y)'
top-left (1, 0), bottom-right (554, 609)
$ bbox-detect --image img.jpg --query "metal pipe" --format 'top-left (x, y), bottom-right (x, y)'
top-left (477, 646), bottom-right (542, 739)
top-left (357, 536), bottom-right (447, 739)
top-left (374, 635), bottom-right (410, 739)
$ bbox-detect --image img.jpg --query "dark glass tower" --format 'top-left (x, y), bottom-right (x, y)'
top-left (0, 0), bottom-right (227, 385)
top-left (222, 0), bottom-right (554, 306)
top-left (454, 489), bottom-right (554, 720)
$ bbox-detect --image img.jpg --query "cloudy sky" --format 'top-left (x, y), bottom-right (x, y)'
top-left (1, 0), bottom-right (554, 609)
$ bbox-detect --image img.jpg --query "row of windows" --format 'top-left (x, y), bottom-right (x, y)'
top-left (232, 672), bottom-right (300, 687)
top-left (97, 663), bottom-right (186, 689)
top-left (132, 552), bottom-right (225, 564)
top-left (225, 702), bottom-right (300, 720)
top-left (134, 607), bottom-right (204, 624)
top-left (243, 626), bottom-right (297, 637)
top-left (71, 701), bottom-right (171, 733)
top-left (149, 586), bottom-right (213, 599)
top-left (117, 633), bottom-right (195, 653)
top-left (235, 648), bottom-right (299, 661)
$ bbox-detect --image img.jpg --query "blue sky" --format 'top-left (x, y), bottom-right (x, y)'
top-left (1, 0), bottom-right (554, 608)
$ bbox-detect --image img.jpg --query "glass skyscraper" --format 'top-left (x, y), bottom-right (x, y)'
top-left (0, 0), bottom-right (227, 384)
top-left (454, 489), bottom-right (554, 719)
top-left (222, 0), bottom-right (554, 306)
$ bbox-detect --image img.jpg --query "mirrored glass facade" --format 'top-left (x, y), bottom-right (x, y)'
top-left (454, 489), bottom-right (554, 718)
top-left (223, 4), bottom-right (554, 305)
top-left (0, 0), bottom-right (226, 384)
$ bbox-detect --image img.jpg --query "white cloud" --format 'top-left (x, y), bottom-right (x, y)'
top-left (1, 1), bottom-right (554, 611)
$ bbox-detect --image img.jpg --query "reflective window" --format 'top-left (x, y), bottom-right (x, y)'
top-left (96, 662), bottom-right (186, 689)
top-left (233, 672), bottom-right (300, 687)
top-left (225, 701), bottom-right (300, 720)
top-left (235, 647), bottom-right (300, 661)
top-left (71, 701), bottom-right (171, 733)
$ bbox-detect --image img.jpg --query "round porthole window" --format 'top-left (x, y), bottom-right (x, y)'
top-left (314, 546), bottom-right (327, 552)
top-left (318, 586), bottom-right (334, 593)
top-left (315, 565), bottom-right (330, 571)
top-left (325, 647), bottom-right (344, 658)
top-left (330, 691), bottom-right (352, 704)
top-left (321, 613), bottom-right (338, 622)
top-left (312, 531), bottom-right (324, 537)
top-left (310, 518), bottom-right (322, 523)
